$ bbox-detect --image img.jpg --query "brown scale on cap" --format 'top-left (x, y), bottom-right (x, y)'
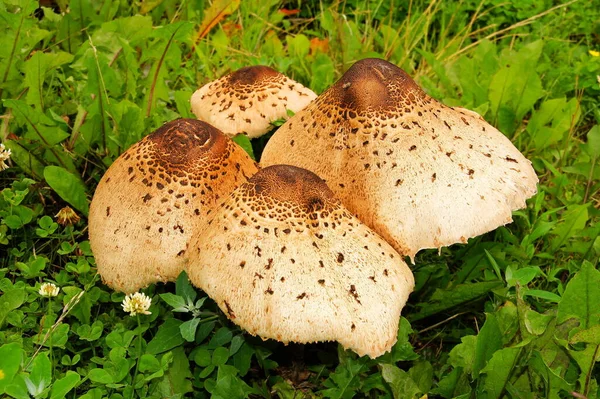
top-left (261, 58), bottom-right (538, 260)
top-left (186, 165), bottom-right (414, 358)
top-left (89, 119), bottom-right (259, 293)
top-left (190, 65), bottom-right (317, 139)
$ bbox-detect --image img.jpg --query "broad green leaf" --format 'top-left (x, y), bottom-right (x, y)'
top-left (146, 319), bottom-right (185, 355)
top-left (381, 364), bottom-right (421, 399)
top-left (473, 313), bottom-right (503, 376)
top-left (530, 351), bottom-right (573, 398)
top-left (557, 261), bottom-right (600, 329)
top-left (208, 327), bottom-right (233, 349)
top-left (139, 354), bottom-right (160, 373)
top-left (23, 51), bottom-right (73, 110)
top-left (43, 166), bottom-right (89, 216)
top-left (49, 371), bottom-right (80, 399)
top-left (179, 318), bottom-right (200, 342)
top-left (449, 335), bottom-right (477, 374)
top-left (2, 140), bottom-right (45, 179)
top-left (159, 293), bottom-right (187, 312)
top-left (232, 134), bottom-right (255, 160)
top-left (212, 364), bottom-right (254, 399)
top-left (194, 348), bottom-right (212, 367)
top-left (570, 325), bottom-right (600, 344)
top-left (87, 368), bottom-right (113, 384)
top-left (212, 347), bottom-right (229, 366)
top-left (3, 99), bottom-right (69, 146)
top-left (0, 343), bottom-right (24, 392)
top-left (408, 361), bottom-right (433, 393)
top-left (28, 352), bottom-right (51, 394)
top-left (175, 271), bottom-right (197, 304)
top-left (156, 346), bottom-right (193, 396)
top-left (583, 125), bottom-right (600, 158)
top-left (0, 288), bottom-right (25, 328)
top-left (550, 204), bottom-right (589, 251)
top-left (321, 357), bottom-right (365, 399)
top-left (480, 347), bottom-right (521, 399)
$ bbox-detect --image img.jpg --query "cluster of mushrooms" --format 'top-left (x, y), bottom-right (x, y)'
top-left (89, 58), bottom-right (538, 358)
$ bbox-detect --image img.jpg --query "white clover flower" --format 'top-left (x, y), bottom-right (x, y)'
top-left (0, 143), bottom-right (11, 171)
top-left (39, 282), bottom-right (60, 297)
top-left (122, 292), bottom-right (152, 316)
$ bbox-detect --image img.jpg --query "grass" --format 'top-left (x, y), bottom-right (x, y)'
top-left (0, 0), bottom-right (599, 398)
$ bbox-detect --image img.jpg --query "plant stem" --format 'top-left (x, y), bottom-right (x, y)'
top-left (48, 298), bottom-right (54, 379)
top-left (130, 315), bottom-right (142, 399)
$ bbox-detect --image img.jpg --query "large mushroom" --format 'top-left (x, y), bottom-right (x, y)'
top-left (89, 119), bottom-right (259, 293)
top-left (186, 165), bottom-right (414, 358)
top-left (260, 58), bottom-right (538, 260)
top-left (190, 65), bottom-right (317, 139)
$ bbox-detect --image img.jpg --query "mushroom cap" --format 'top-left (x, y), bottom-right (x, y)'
top-left (89, 119), bottom-right (259, 293)
top-left (260, 58), bottom-right (538, 260)
top-left (190, 65), bottom-right (317, 139)
top-left (186, 165), bottom-right (414, 358)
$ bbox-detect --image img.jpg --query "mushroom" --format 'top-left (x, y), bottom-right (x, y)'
top-left (260, 58), bottom-right (538, 260)
top-left (190, 65), bottom-right (317, 139)
top-left (89, 119), bottom-right (259, 293)
top-left (186, 165), bottom-right (414, 358)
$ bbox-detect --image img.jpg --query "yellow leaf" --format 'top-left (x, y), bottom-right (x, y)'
top-left (195, 0), bottom-right (241, 43)
top-left (589, 50), bottom-right (600, 57)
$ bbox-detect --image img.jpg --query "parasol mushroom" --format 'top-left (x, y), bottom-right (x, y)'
top-left (260, 58), bottom-right (538, 260)
top-left (190, 65), bottom-right (317, 139)
top-left (89, 119), bottom-right (259, 293)
top-left (186, 165), bottom-right (414, 358)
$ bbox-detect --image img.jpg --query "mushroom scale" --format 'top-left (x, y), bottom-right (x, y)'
top-left (190, 65), bottom-right (317, 139)
top-left (89, 119), bottom-right (259, 293)
top-left (260, 58), bottom-right (538, 260)
top-left (186, 165), bottom-right (414, 358)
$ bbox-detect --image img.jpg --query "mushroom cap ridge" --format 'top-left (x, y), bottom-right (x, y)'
top-left (190, 65), bottom-right (317, 139)
top-left (186, 165), bottom-right (415, 358)
top-left (260, 58), bottom-right (538, 259)
top-left (89, 118), bottom-right (259, 293)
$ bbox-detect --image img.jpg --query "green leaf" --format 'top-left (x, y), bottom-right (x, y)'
top-left (411, 281), bottom-right (502, 321)
top-left (550, 204), bottom-right (589, 251)
top-left (139, 354), bottom-right (160, 373)
top-left (212, 347), bottom-right (229, 366)
top-left (570, 325), bottom-right (600, 344)
top-left (194, 348), bottom-right (212, 367)
top-left (146, 319), bottom-right (185, 355)
top-left (175, 271), bottom-right (197, 304)
top-left (473, 313), bottom-right (503, 376)
top-left (208, 327), bottom-right (233, 349)
top-left (408, 361), bottom-right (433, 393)
top-left (28, 352), bottom-right (52, 394)
top-left (381, 364), bottom-right (421, 399)
top-left (557, 261), bottom-right (600, 329)
top-left (480, 347), bottom-right (521, 399)
top-left (49, 371), bottom-right (80, 399)
top-left (159, 293), bottom-right (187, 312)
top-left (583, 125), bottom-right (600, 158)
top-left (232, 134), bottom-right (255, 160)
top-left (2, 140), bottom-right (45, 179)
top-left (87, 368), bottom-right (113, 384)
top-left (0, 343), bottom-right (24, 393)
top-left (179, 318), bottom-right (200, 342)
top-left (156, 346), bottom-right (193, 396)
top-left (212, 364), bottom-right (254, 399)
top-left (43, 166), bottom-right (89, 216)
top-left (0, 288), bottom-right (25, 328)
top-left (23, 51), bottom-right (74, 110)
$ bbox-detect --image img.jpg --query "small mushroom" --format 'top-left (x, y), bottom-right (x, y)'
top-left (190, 65), bottom-right (317, 139)
top-left (89, 119), bottom-right (259, 293)
top-left (261, 58), bottom-right (538, 260)
top-left (186, 165), bottom-right (414, 358)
